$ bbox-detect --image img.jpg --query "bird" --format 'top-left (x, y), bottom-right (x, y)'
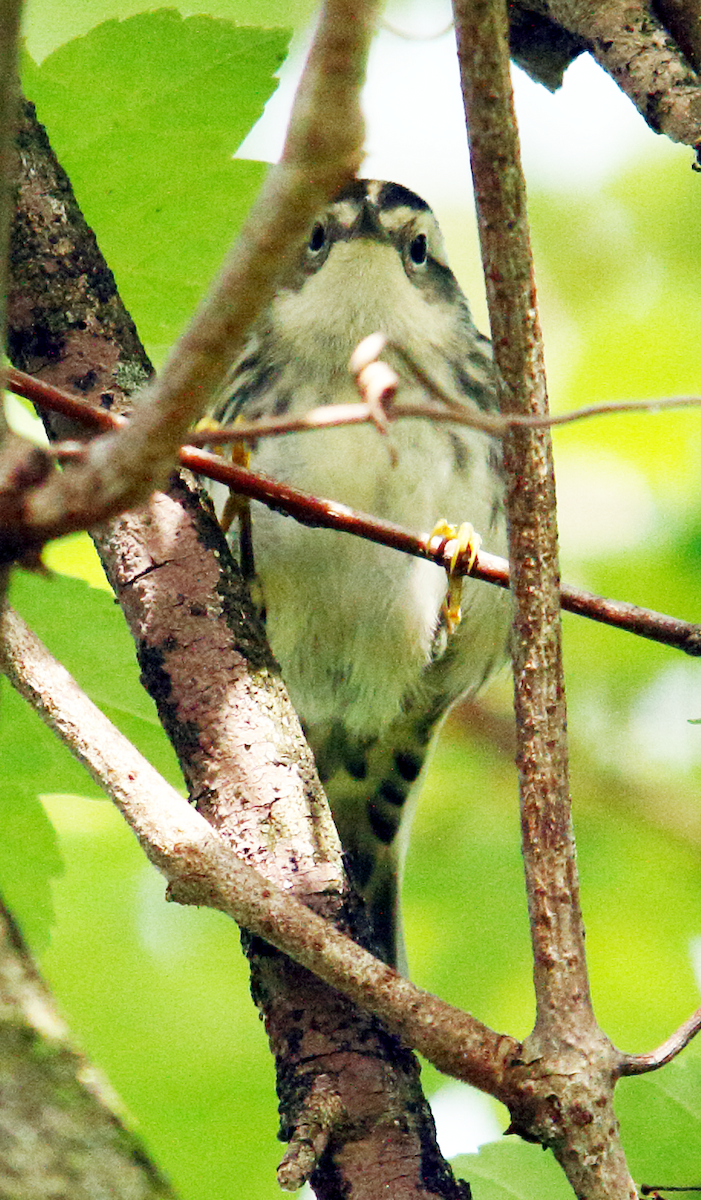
top-left (207, 179), bottom-right (511, 971)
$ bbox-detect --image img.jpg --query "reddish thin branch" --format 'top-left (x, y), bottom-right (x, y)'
top-left (10, 365), bottom-right (701, 657)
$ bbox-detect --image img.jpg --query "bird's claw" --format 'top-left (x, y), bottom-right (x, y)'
top-left (429, 520), bottom-right (482, 635)
top-left (196, 415), bottom-right (251, 533)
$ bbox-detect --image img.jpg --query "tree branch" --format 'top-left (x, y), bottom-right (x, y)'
top-left (0, 603), bottom-right (521, 1100)
top-left (653, 0), bottom-right (701, 75)
top-left (454, 0), bottom-right (635, 1196)
top-left (2, 0), bottom-right (381, 563)
top-left (619, 1005), bottom-right (701, 1075)
top-left (8, 366), bottom-right (701, 656)
top-left (0, 0), bottom-right (23, 597)
top-left (0, 0), bottom-right (20, 425)
top-left (528, 0), bottom-right (701, 148)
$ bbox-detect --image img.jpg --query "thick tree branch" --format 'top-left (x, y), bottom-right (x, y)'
top-left (6, 9), bottom-right (476, 1195)
top-left (653, 0), bottom-right (701, 74)
top-left (1, 0), bottom-right (381, 563)
top-left (0, 0), bottom-right (20, 430)
top-left (0, 894), bottom-right (177, 1199)
top-left (0, 603), bottom-right (521, 1099)
top-left (454, 0), bottom-right (634, 1197)
top-left (520, 0), bottom-right (701, 148)
top-left (0, 0), bottom-right (23, 597)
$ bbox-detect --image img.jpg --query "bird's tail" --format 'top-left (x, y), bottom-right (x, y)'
top-left (307, 710), bottom-right (439, 973)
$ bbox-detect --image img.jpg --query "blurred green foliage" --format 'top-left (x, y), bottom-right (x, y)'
top-left (5, 4), bottom-right (701, 1198)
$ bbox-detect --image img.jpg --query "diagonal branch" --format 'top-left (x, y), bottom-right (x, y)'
top-left (2, 0), bottom-right (381, 563)
top-left (524, 0), bottom-right (701, 148)
top-left (0, 602), bottom-right (520, 1098)
top-left (619, 1005), bottom-right (701, 1075)
top-left (8, 366), bottom-right (701, 656)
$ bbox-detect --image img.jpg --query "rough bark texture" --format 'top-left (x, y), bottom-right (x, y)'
top-left (9, 100), bottom-right (150, 408)
top-left (454, 0), bottom-right (636, 1197)
top-left (653, 0), bottom-right (701, 73)
top-left (0, 898), bottom-right (177, 1200)
top-left (514, 0), bottom-right (701, 148)
top-left (6, 95), bottom-right (469, 1200)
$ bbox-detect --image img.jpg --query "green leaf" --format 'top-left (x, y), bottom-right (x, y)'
top-left (23, 0), bottom-right (310, 65)
top-left (452, 1137), bottom-right (572, 1200)
top-left (0, 753), bottom-right (63, 956)
top-left (21, 10), bottom-right (290, 362)
top-left (6, 570), bottom-right (182, 783)
top-left (1, 570), bottom-right (183, 951)
top-left (617, 1057), bottom-right (701, 1182)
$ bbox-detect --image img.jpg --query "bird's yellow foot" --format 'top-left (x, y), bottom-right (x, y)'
top-left (195, 415), bottom-right (251, 533)
top-left (429, 520), bottom-right (482, 635)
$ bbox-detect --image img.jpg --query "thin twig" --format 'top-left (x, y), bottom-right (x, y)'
top-left (619, 1006), bottom-right (701, 1075)
top-left (9, 366), bottom-right (701, 656)
top-left (191, 389), bottom-right (701, 445)
top-left (0, 603), bottom-right (521, 1098)
top-left (641, 1189), bottom-right (701, 1194)
top-left (12, 358), bottom-right (701, 448)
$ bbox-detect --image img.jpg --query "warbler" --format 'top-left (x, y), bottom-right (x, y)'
top-left (209, 180), bottom-right (510, 970)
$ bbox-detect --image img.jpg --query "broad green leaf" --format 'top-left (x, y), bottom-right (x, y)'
top-left (0, 755), bottom-right (63, 955)
top-left (21, 10), bottom-right (290, 362)
top-left (617, 1056), bottom-right (701, 1181)
top-left (1, 570), bottom-right (182, 950)
top-left (6, 570), bottom-right (182, 779)
top-left (452, 1137), bottom-right (572, 1200)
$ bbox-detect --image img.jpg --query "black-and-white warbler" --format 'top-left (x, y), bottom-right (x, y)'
top-left (209, 180), bottom-right (510, 970)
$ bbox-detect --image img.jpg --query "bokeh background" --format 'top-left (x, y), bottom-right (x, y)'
top-left (4, 1), bottom-right (701, 1196)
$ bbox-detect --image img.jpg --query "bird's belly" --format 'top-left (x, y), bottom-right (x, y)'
top-left (246, 420), bottom-right (503, 738)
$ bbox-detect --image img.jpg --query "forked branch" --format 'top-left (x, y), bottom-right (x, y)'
top-left (454, 0), bottom-right (635, 1195)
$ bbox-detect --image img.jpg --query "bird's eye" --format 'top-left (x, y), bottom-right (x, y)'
top-left (308, 222), bottom-right (326, 253)
top-left (409, 233), bottom-right (428, 265)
